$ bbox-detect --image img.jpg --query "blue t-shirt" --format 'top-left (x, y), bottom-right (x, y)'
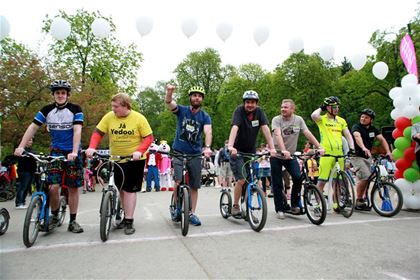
top-left (172, 105), bottom-right (211, 154)
top-left (33, 103), bottom-right (84, 151)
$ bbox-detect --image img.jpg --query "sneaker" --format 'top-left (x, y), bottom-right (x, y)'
top-left (16, 204), bottom-right (28, 209)
top-left (68, 220), bottom-right (84, 233)
top-left (268, 193), bottom-right (274, 198)
top-left (355, 199), bottom-right (367, 210)
top-left (333, 203), bottom-right (340, 213)
top-left (276, 212), bottom-right (285, 219)
top-left (171, 208), bottom-right (181, 222)
top-left (82, 190), bottom-right (87, 194)
top-left (291, 207), bottom-right (301, 215)
top-left (116, 219), bottom-right (126, 229)
top-left (189, 213), bottom-right (202, 226)
top-left (124, 223), bottom-right (135, 235)
top-left (48, 215), bottom-right (60, 230)
top-left (231, 204), bottom-right (241, 217)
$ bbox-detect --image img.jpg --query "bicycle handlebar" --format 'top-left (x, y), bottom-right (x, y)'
top-left (23, 151), bottom-right (66, 163)
top-left (160, 151), bottom-right (203, 160)
top-left (92, 153), bottom-right (133, 162)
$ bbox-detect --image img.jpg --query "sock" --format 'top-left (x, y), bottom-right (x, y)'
top-left (51, 209), bottom-right (59, 216)
top-left (70, 214), bottom-right (76, 222)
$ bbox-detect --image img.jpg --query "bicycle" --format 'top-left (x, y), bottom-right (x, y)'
top-left (280, 152), bottom-right (327, 225)
top-left (355, 155), bottom-right (403, 217)
top-left (0, 207), bottom-right (10, 235)
top-left (22, 152), bottom-right (67, 248)
top-left (219, 152), bottom-right (268, 232)
top-left (163, 151), bottom-right (201, 236)
top-left (322, 153), bottom-right (355, 218)
top-left (0, 166), bottom-right (16, 202)
top-left (95, 154), bottom-right (129, 242)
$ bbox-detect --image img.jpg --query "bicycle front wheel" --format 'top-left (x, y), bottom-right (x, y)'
top-left (57, 196), bottom-right (67, 227)
top-left (0, 208), bottom-right (10, 235)
top-left (100, 191), bottom-right (113, 242)
top-left (219, 190), bottom-right (232, 219)
top-left (371, 182), bottom-right (403, 217)
top-left (247, 186), bottom-right (267, 232)
top-left (334, 171), bottom-right (355, 218)
top-left (23, 195), bottom-right (42, 247)
top-left (180, 187), bottom-right (190, 236)
top-left (304, 184), bottom-right (327, 225)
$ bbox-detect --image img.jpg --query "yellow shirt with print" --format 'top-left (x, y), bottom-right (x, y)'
top-left (96, 111), bottom-right (152, 159)
top-left (315, 114), bottom-right (347, 156)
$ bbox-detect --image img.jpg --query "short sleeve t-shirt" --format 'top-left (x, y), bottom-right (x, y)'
top-left (352, 123), bottom-right (380, 158)
top-left (172, 105), bottom-right (212, 154)
top-left (315, 114), bottom-right (348, 155)
top-left (96, 110), bottom-right (152, 158)
top-left (271, 114), bottom-right (308, 154)
top-left (232, 106), bottom-right (269, 153)
top-left (33, 103), bottom-right (84, 151)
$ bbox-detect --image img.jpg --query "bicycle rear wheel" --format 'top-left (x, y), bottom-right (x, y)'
top-left (219, 190), bottom-right (232, 218)
top-left (23, 195), bottom-right (42, 247)
top-left (0, 208), bottom-right (10, 235)
top-left (371, 182), bottom-right (403, 217)
top-left (100, 191), bottom-right (113, 242)
top-left (334, 171), bottom-right (355, 218)
top-left (304, 184), bottom-right (327, 225)
top-left (57, 196), bottom-right (67, 227)
top-left (246, 186), bottom-right (267, 232)
top-left (180, 187), bottom-right (190, 236)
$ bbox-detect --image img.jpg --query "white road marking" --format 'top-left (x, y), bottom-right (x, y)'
top-left (381, 272), bottom-right (410, 280)
top-left (1, 216), bottom-right (418, 254)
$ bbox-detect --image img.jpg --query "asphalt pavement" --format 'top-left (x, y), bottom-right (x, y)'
top-left (0, 186), bottom-right (419, 279)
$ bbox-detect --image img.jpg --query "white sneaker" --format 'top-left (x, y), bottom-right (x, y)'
top-left (276, 212), bottom-right (285, 219)
top-left (16, 205), bottom-right (28, 209)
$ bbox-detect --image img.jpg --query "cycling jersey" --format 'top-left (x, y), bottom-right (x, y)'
top-left (315, 114), bottom-right (348, 156)
top-left (33, 103), bottom-right (83, 151)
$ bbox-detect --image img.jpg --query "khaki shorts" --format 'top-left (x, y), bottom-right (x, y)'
top-left (220, 162), bottom-right (233, 178)
top-left (351, 157), bottom-right (372, 180)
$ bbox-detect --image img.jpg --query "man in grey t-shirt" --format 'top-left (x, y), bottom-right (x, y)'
top-left (271, 99), bottom-right (323, 219)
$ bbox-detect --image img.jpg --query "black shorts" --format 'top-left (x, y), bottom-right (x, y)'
top-left (114, 160), bottom-right (146, 193)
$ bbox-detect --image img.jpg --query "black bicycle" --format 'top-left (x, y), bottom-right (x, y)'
top-left (163, 151), bottom-right (201, 236)
top-left (22, 152), bottom-right (67, 247)
top-left (219, 152), bottom-right (268, 232)
top-left (355, 155), bottom-right (403, 217)
top-left (281, 152), bottom-right (327, 225)
top-left (0, 207), bottom-right (10, 235)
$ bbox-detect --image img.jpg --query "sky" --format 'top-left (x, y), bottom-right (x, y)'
top-left (1, 0), bottom-right (418, 89)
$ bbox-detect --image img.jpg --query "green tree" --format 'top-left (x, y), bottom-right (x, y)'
top-left (42, 9), bottom-right (142, 95)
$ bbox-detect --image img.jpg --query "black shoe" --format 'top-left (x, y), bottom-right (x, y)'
top-left (68, 221), bottom-right (84, 233)
top-left (124, 223), bottom-right (135, 235)
top-left (116, 219), bottom-right (126, 229)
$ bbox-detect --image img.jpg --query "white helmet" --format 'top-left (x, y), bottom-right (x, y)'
top-left (242, 90), bottom-right (259, 101)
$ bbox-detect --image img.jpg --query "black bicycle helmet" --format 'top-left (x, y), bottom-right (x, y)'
top-left (188, 86), bottom-right (205, 97)
top-left (50, 80), bottom-right (71, 93)
top-left (323, 96), bottom-right (340, 106)
top-left (360, 108), bottom-right (376, 119)
top-left (242, 90), bottom-right (259, 101)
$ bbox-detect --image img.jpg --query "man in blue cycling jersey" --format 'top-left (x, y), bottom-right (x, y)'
top-left (15, 80), bottom-right (84, 233)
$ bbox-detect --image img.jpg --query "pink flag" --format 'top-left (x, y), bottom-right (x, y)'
top-left (400, 34), bottom-right (418, 82)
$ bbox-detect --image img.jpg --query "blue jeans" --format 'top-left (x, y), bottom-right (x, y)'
top-left (270, 157), bottom-right (302, 212)
top-left (16, 171), bottom-right (34, 206)
top-left (146, 165), bottom-right (160, 191)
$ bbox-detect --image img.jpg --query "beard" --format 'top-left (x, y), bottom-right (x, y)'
top-left (190, 99), bottom-right (201, 109)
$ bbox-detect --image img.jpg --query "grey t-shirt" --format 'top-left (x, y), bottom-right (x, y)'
top-left (271, 114), bottom-right (308, 155)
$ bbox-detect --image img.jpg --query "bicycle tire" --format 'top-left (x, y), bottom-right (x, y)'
top-left (57, 196), bottom-right (67, 227)
top-left (246, 186), bottom-right (267, 232)
top-left (304, 184), bottom-right (327, 225)
top-left (0, 191), bottom-right (8, 202)
top-left (100, 191), bottom-right (113, 242)
top-left (6, 190), bottom-right (16, 201)
top-left (0, 208), bottom-right (10, 235)
top-left (371, 181), bottom-right (403, 217)
top-left (180, 187), bottom-right (190, 236)
top-left (219, 190), bottom-right (232, 219)
top-left (23, 195), bottom-right (42, 247)
top-left (334, 171), bottom-right (355, 218)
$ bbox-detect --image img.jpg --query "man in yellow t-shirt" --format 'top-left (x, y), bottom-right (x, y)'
top-left (86, 93), bottom-right (154, 235)
top-left (311, 96), bottom-right (354, 212)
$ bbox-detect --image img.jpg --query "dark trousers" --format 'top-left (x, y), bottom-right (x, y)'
top-left (16, 171), bottom-right (34, 206)
top-left (270, 157), bottom-right (302, 212)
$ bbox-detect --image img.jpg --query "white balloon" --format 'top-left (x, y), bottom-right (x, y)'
top-left (253, 26), bottom-right (269, 46)
top-left (216, 22), bottom-right (233, 42)
top-left (401, 84), bottom-right (418, 99)
top-left (395, 179), bottom-right (412, 195)
top-left (136, 16), bottom-right (153, 37)
top-left (372, 61), bottom-right (389, 80)
top-left (413, 180), bottom-right (420, 195)
top-left (393, 95), bottom-right (408, 109)
top-left (181, 18), bottom-right (198, 39)
top-left (50, 17), bottom-right (71, 40)
top-left (289, 37), bottom-right (304, 53)
top-left (319, 45), bottom-right (335, 61)
top-left (401, 74), bottom-right (418, 86)
top-left (91, 18), bottom-right (111, 38)
top-left (403, 105), bottom-right (418, 119)
top-left (404, 194), bottom-right (420, 209)
top-left (350, 53), bottom-right (367, 71)
top-left (390, 108), bottom-right (404, 120)
top-left (388, 87), bottom-right (401, 100)
top-left (0, 15), bottom-right (10, 40)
